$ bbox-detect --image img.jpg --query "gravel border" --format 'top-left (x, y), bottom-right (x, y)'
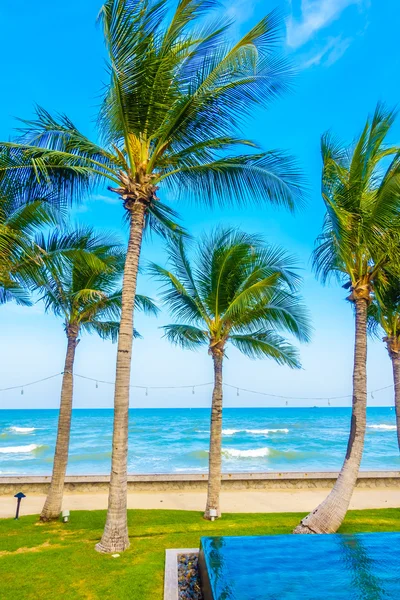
top-left (178, 553), bottom-right (202, 599)
top-left (164, 549), bottom-right (199, 600)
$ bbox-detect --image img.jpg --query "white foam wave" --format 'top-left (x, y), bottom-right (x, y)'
top-left (174, 467), bottom-right (206, 472)
top-left (367, 424), bottom-right (396, 431)
top-left (248, 428), bottom-right (289, 435)
top-left (0, 444), bottom-right (40, 454)
top-left (223, 447), bottom-right (270, 458)
top-left (222, 428), bottom-right (289, 436)
top-left (9, 426), bottom-right (36, 433)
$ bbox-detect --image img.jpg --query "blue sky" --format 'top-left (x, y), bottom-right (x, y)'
top-left (0, 0), bottom-right (399, 409)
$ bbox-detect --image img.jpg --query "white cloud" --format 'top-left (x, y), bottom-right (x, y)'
top-left (301, 36), bottom-right (352, 69)
top-left (286, 0), bottom-right (362, 48)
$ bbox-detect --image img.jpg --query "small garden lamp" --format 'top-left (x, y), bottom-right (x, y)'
top-left (62, 509), bottom-right (70, 523)
top-left (14, 492), bottom-right (26, 519)
top-left (209, 508), bottom-right (218, 522)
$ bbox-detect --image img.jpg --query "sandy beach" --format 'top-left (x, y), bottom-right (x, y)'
top-left (1, 487), bottom-right (398, 519)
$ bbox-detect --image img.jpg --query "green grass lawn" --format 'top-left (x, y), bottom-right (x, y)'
top-left (1, 508), bottom-right (399, 599)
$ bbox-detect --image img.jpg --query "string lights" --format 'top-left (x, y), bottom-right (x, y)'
top-left (0, 371), bottom-right (394, 404)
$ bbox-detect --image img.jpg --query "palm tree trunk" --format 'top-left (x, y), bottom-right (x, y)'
top-left (204, 350), bottom-right (224, 520)
top-left (96, 201), bottom-right (146, 553)
top-left (390, 348), bottom-right (400, 451)
top-left (293, 298), bottom-right (368, 534)
top-left (40, 324), bottom-right (79, 522)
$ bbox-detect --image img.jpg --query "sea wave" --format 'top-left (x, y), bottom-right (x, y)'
top-left (222, 446), bottom-right (315, 461)
top-left (0, 444), bottom-right (44, 454)
top-left (9, 426), bottom-right (36, 433)
top-left (367, 424), bottom-right (396, 431)
top-left (223, 447), bottom-right (271, 458)
top-left (222, 428), bottom-right (289, 436)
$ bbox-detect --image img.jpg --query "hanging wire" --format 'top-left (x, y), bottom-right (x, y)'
top-left (0, 371), bottom-right (394, 403)
top-left (73, 373), bottom-right (214, 391)
top-left (0, 372), bottom-right (62, 393)
top-left (223, 382), bottom-right (393, 401)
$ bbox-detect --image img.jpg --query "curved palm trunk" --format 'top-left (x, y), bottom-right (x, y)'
top-left (204, 350), bottom-right (224, 520)
top-left (40, 324), bottom-right (79, 522)
top-left (294, 298), bottom-right (368, 534)
top-left (96, 201), bottom-right (146, 554)
top-left (388, 342), bottom-right (400, 451)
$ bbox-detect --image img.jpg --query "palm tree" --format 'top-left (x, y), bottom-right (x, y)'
top-left (0, 191), bottom-right (57, 306)
top-left (36, 228), bottom-right (158, 521)
top-left (369, 278), bottom-right (400, 450)
top-left (294, 104), bottom-right (400, 535)
top-left (150, 229), bottom-right (310, 519)
top-left (0, 0), bottom-right (304, 551)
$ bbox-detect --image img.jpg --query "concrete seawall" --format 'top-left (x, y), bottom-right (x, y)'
top-left (1, 471), bottom-right (399, 496)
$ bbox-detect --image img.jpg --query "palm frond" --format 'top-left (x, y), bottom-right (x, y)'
top-left (160, 151), bottom-right (304, 210)
top-left (230, 330), bottom-right (301, 368)
top-left (230, 289), bottom-right (312, 343)
top-left (32, 226), bottom-right (156, 339)
top-left (144, 199), bottom-right (188, 239)
top-left (161, 323), bottom-right (209, 349)
top-left (313, 104), bottom-right (400, 290)
top-left (0, 278), bottom-right (32, 306)
top-left (148, 262), bottom-right (206, 323)
top-left (152, 10), bottom-right (292, 159)
top-left (0, 142), bottom-right (116, 208)
top-left (152, 227), bottom-right (310, 363)
top-left (134, 293), bottom-right (159, 315)
top-left (82, 320), bottom-right (121, 343)
top-left (17, 107), bottom-right (121, 171)
top-left (5, 200), bottom-right (59, 235)
top-left (0, 195), bottom-right (61, 306)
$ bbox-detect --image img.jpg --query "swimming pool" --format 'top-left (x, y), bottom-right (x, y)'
top-left (199, 532), bottom-right (400, 599)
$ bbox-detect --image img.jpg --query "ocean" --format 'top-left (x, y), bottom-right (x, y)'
top-left (0, 407), bottom-right (398, 476)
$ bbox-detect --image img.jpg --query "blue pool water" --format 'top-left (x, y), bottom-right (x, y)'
top-left (199, 532), bottom-right (400, 599)
top-left (0, 407), bottom-right (398, 475)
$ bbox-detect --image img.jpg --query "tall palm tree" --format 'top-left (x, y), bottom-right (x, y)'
top-left (36, 228), bottom-right (158, 521)
top-left (294, 104), bottom-right (400, 535)
top-left (369, 278), bottom-right (400, 450)
top-left (0, 0), bottom-right (304, 551)
top-left (150, 229), bottom-right (310, 519)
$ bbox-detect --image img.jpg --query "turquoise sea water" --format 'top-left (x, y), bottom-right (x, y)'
top-left (0, 407), bottom-right (398, 475)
